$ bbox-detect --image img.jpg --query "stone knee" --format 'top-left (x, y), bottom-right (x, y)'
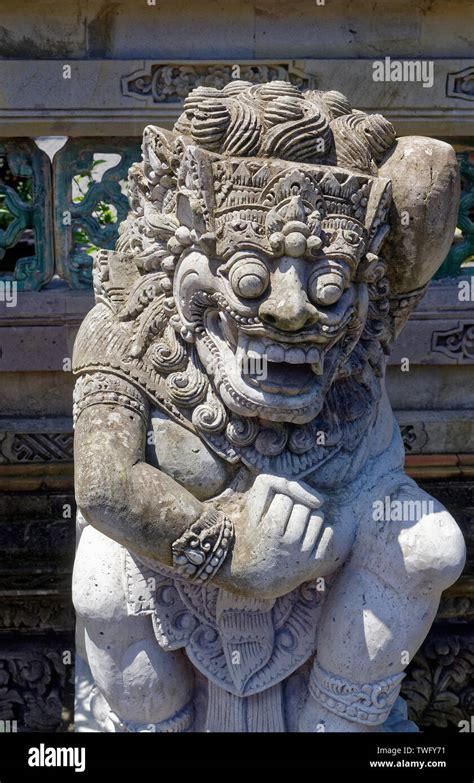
top-left (84, 621), bottom-right (194, 729)
top-left (397, 502), bottom-right (466, 593)
top-left (356, 482), bottom-right (466, 596)
top-left (315, 565), bottom-right (413, 680)
top-left (73, 524), bottom-right (194, 730)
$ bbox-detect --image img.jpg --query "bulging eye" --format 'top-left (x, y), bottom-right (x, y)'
top-left (229, 257), bottom-right (269, 299)
top-left (308, 267), bottom-right (345, 306)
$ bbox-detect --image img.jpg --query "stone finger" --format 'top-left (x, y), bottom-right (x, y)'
top-left (302, 513), bottom-right (325, 554)
top-left (283, 503), bottom-right (311, 545)
top-left (284, 479), bottom-right (323, 509)
top-left (262, 493), bottom-right (294, 537)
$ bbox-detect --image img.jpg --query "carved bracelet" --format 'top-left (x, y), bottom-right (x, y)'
top-left (171, 508), bottom-right (234, 583)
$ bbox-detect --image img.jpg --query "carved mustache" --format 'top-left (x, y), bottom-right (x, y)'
top-left (211, 289), bottom-right (356, 345)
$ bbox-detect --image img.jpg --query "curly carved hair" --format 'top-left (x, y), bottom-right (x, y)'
top-left (174, 80), bottom-right (396, 175)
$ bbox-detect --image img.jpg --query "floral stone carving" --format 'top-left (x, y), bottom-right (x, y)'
top-left (72, 81), bottom-right (465, 732)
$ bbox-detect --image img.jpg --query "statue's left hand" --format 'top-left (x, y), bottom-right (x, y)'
top-left (227, 474), bottom-right (353, 598)
top-left (246, 473), bottom-right (325, 553)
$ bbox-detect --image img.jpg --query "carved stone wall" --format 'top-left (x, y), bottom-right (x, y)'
top-left (0, 487), bottom-right (75, 732)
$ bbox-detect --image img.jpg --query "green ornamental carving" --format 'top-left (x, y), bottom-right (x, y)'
top-left (0, 139), bottom-right (54, 291)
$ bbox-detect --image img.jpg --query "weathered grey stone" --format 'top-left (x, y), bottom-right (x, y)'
top-left (0, 290), bottom-right (94, 371)
top-left (72, 81), bottom-right (465, 732)
top-left (380, 137), bottom-right (460, 298)
top-left (388, 365), bottom-right (474, 411)
top-left (396, 410), bottom-right (474, 454)
top-left (2, 1), bottom-right (473, 61)
top-left (0, 0), bottom-right (88, 59)
top-left (0, 374), bottom-right (75, 417)
top-left (0, 57), bottom-right (473, 136)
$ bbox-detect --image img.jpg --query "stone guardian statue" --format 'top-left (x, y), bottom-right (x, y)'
top-left (72, 81), bottom-right (465, 732)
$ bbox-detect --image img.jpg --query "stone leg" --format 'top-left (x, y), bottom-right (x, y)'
top-left (73, 524), bottom-right (195, 732)
top-left (299, 481), bottom-right (466, 732)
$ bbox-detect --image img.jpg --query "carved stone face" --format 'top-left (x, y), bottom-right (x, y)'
top-left (174, 180), bottom-right (373, 424)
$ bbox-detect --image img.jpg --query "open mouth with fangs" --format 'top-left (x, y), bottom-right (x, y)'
top-left (198, 309), bottom-right (346, 421)
top-left (234, 333), bottom-right (322, 395)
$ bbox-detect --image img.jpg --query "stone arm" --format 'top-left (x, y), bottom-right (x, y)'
top-left (74, 383), bottom-right (340, 599)
top-left (75, 400), bottom-right (201, 565)
top-left (74, 397), bottom-right (256, 594)
top-left (74, 391), bottom-right (317, 599)
top-left (378, 137), bottom-right (460, 338)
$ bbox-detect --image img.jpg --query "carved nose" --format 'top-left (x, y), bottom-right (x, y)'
top-left (259, 290), bottom-right (319, 331)
top-left (258, 259), bottom-right (319, 332)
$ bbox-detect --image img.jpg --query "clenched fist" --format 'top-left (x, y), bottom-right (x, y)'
top-left (227, 474), bottom-right (357, 599)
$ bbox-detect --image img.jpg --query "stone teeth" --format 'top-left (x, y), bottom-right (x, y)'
top-left (247, 340), bottom-right (264, 359)
top-left (311, 356), bottom-right (324, 376)
top-left (284, 348), bottom-right (306, 364)
top-left (235, 335), bottom-right (324, 370)
top-left (306, 345), bottom-right (324, 374)
top-left (237, 335), bottom-right (249, 352)
top-left (306, 347), bottom-right (321, 364)
top-left (266, 344), bottom-right (285, 362)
